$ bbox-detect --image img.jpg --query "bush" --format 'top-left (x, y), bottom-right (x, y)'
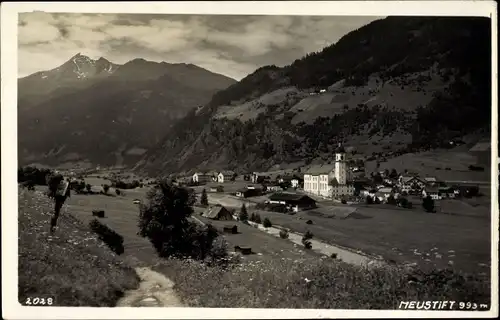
top-left (422, 195), bottom-right (435, 213)
top-left (366, 196), bottom-right (374, 204)
top-left (138, 181), bottom-right (225, 260)
top-left (89, 219), bottom-right (124, 255)
top-left (330, 253), bottom-right (338, 259)
top-left (85, 184), bottom-right (92, 193)
top-left (302, 230), bottom-right (313, 249)
top-left (279, 229), bottom-right (289, 239)
top-left (18, 166), bottom-right (54, 186)
top-left (263, 217), bottom-right (272, 228)
top-left (250, 212), bottom-right (256, 222)
top-left (341, 199), bottom-right (347, 204)
top-left (115, 189), bottom-right (121, 196)
top-left (306, 219), bottom-right (313, 225)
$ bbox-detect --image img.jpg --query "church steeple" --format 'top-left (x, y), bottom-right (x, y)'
top-left (335, 142), bottom-right (346, 161)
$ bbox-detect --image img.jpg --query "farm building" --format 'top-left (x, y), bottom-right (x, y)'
top-left (470, 141), bottom-right (491, 167)
top-left (202, 205), bottom-right (234, 220)
top-left (217, 170), bottom-right (236, 183)
top-left (192, 172), bottom-right (213, 184)
top-left (251, 172), bottom-right (272, 183)
top-left (266, 185), bottom-right (284, 192)
top-left (422, 186), bottom-right (442, 200)
top-left (235, 188), bottom-right (262, 198)
top-left (267, 193), bottom-right (316, 212)
top-left (398, 176), bottom-right (426, 192)
top-left (209, 185), bottom-right (224, 193)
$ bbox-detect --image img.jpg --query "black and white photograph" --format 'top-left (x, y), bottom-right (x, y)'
top-left (2, 1), bottom-right (498, 319)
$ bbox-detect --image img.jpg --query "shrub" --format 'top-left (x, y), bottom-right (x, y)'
top-left (85, 184), bottom-right (92, 193)
top-left (330, 253), bottom-right (338, 259)
top-left (306, 220), bottom-right (313, 225)
top-left (279, 229), bottom-right (289, 239)
top-left (115, 189), bottom-right (121, 196)
top-left (422, 195), bottom-right (435, 213)
top-left (341, 199), bottom-right (347, 204)
top-left (302, 230), bottom-right (313, 249)
top-left (250, 212), bottom-right (256, 222)
top-left (254, 214), bottom-right (262, 224)
top-left (102, 184), bottom-right (110, 194)
top-left (89, 219), bottom-right (124, 255)
top-left (138, 181), bottom-right (225, 260)
top-left (200, 189), bottom-right (209, 206)
top-left (387, 195), bottom-right (397, 205)
top-left (366, 196), bottom-right (374, 204)
top-left (263, 217), bottom-right (272, 228)
top-left (239, 204), bottom-right (249, 222)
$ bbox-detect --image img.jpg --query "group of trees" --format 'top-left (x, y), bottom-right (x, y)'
top-left (138, 181), bottom-right (227, 262)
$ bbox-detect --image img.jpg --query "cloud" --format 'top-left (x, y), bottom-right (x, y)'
top-left (18, 13), bottom-right (381, 80)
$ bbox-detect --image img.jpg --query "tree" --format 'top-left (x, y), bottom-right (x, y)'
top-left (389, 169), bottom-right (398, 179)
top-left (263, 217), bottom-right (272, 228)
top-left (102, 184), bottom-right (110, 194)
top-left (422, 195), bottom-right (435, 213)
top-left (86, 184), bottom-right (92, 193)
top-left (200, 189), bottom-right (209, 206)
top-left (138, 181), bottom-right (222, 259)
top-left (250, 212), bottom-right (256, 222)
top-left (366, 195), bottom-right (374, 204)
top-left (239, 204), bottom-right (249, 222)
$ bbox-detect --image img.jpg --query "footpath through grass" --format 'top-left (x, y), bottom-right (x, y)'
top-left (18, 188), bottom-right (140, 306)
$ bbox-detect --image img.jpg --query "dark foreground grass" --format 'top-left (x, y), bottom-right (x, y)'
top-left (18, 188), bottom-right (140, 306)
top-left (154, 256), bottom-right (491, 309)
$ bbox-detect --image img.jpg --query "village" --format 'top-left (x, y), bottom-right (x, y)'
top-left (173, 142), bottom-right (489, 215)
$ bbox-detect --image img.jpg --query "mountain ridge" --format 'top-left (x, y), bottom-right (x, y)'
top-left (18, 54), bottom-right (237, 168)
top-left (136, 16), bottom-right (491, 176)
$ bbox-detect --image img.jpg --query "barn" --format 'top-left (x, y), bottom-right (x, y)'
top-left (202, 205), bottom-right (234, 220)
top-left (267, 193), bottom-right (316, 212)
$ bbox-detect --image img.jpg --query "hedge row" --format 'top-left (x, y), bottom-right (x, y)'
top-left (89, 219), bottom-right (125, 255)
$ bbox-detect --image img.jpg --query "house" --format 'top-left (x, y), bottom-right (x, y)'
top-left (304, 143), bottom-right (351, 198)
top-left (201, 205), bottom-right (234, 220)
top-left (192, 172), bottom-right (212, 184)
top-left (424, 177), bottom-right (439, 186)
top-left (267, 193), bottom-right (316, 212)
top-left (267, 185), bottom-right (283, 192)
top-left (330, 179), bottom-right (355, 198)
top-left (235, 188), bottom-right (262, 198)
top-left (291, 177), bottom-right (302, 188)
top-left (217, 170), bottom-right (236, 183)
top-left (374, 187), bottom-right (394, 202)
top-left (251, 172), bottom-right (271, 184)
top-left (470, 141), bottom-right (491, 167)
top-left (422, 187), bottom-right (442, 200)
top-left (398, 176), bottom-right (426, 192)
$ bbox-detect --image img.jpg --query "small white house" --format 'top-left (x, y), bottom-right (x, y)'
top-left (192, 172), bottom-right (212, 184)
top-left (422, 187), bottom-right (442, 200)
top-left (217, 171), bottom-right (235, 183)
top-left (291, 178), bottom-right (300, 188)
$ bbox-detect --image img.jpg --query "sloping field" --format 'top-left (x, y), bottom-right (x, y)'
top-left (18, 188), bottom-right (140, 306)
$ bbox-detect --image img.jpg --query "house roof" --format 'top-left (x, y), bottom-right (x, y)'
top-left (219, 170), bottom-right (235, 176)
top-left (424, 177), bottom-right (438, 182)
top-left (305, 164), bottom-right (335, 175)
top-left (378, 187), bottom-right (393, 193)
top-left (400, 176), bottom-right (424, 184)
top-left (335, 143), bottom-right (346, 153)
top-left (470, 141), bottom-right (491, 152)
top-left (202, 205), bottom-right (232, 219)
top-left (268, 193), bottom-right (315, 202)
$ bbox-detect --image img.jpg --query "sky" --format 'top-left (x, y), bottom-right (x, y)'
top-left (18, 13), bottom-right (381, 80)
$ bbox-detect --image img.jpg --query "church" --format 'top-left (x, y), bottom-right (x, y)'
top-left (303, 144), bottom-right (354, 199)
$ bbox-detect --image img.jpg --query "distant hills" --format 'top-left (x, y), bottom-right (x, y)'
top-left (136, 16), bottom-right (491, 176)
top-left (18, 54), bottom-right (237, 168)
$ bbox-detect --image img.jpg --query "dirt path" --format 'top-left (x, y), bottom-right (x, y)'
top-left (116, 267), bottom-right (184, 307)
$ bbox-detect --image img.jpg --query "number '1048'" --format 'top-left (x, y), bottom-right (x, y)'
top-left (24, 297), bottom-right (54, 306)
